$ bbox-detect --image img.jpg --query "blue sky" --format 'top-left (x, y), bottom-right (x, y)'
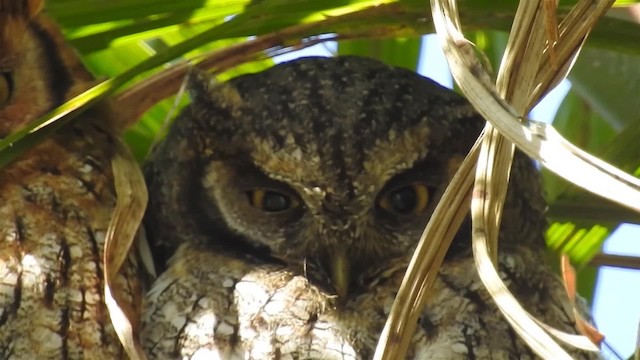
top-left (275, 34), bottom-right (640, 359)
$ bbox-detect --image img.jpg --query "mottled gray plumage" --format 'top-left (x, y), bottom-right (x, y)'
top-left (141, 56), bottom-right (599, 359)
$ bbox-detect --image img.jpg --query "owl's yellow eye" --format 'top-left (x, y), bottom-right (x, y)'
top-left (0, 72), bottom-right (13, 107)
top-left (378, 183), bottom-right (430, 215)
top-left (247, 189), bottom-right (300, 212)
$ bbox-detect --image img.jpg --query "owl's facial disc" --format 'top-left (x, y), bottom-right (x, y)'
top-left (201, 154), bottom-right (457, 298)
top-left (192, 56), bottom-right (483, 297)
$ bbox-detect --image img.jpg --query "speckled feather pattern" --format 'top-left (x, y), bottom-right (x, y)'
top-left (0, 120), bottom-right (137, 359)
top-left (143, 243), bottom-right (596, 359)
top-left (143, 56), bottom-right (600, 359)
top-left (0, 5), bottom-right (144, 359)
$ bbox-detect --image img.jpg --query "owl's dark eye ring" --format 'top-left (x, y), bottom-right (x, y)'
top-left (0, 72), bottom-right (13, 107)
top-left (247, 189), bottom-right (300, 213)
top-left (377, 183), bottom-right (430, 215)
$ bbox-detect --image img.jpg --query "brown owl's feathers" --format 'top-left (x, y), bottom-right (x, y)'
top-left (142, 56), bottom-right (598, 359)
top-left (0, 3), bottom-right (144, 359)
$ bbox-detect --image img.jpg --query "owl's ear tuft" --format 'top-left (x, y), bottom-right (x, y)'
top-left (186, 67), bottom-right (216, 101)
top-left (187, 67), bottom-right (243, 113)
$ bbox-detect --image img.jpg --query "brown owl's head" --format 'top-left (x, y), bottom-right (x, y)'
top-left (0, 0), bottom-right (93, 136)
top-left (144, 56), bottom-right (544, 298)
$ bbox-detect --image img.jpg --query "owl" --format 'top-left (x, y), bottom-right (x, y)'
top-left (0, 1), bottom-right (145, 358)
top-left (141, 56), bottom-right (599, 359)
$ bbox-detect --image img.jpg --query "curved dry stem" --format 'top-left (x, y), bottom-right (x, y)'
top-left (104, 138), bottom-right (149, 360)
top-left (373, 137), bottom-right (481, 360)
top-left (433, 0), bottom-right (619, 357)
top-left (375, 0), bottom-right (627, 358)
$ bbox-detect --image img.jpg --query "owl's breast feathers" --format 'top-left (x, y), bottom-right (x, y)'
top-left (143, 242), bottom-right (598, 359)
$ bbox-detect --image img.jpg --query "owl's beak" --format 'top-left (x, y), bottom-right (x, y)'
top-left (329, 247), bottom-right (351, 299)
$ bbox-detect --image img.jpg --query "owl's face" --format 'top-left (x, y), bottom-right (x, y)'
top-left (146, 56), bottom-right (485, 297)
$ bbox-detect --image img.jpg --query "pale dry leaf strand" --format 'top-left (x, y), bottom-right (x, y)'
top-left (432, 0), bottom-right (640, 213)
top-left (534, 319), bottom-right (601, 351)
top-left (532, 122), bottom-right (640, 212)
top-left (471, 231), bottom-right (574, 359)
top-left (473, 125), bottom-right (513, 264)
top-left (375, 0), bottom-right (602, 357)
top-left (430, 0), bottom-right (618, 357)
top-left (497, 0), bottom-right (549, 109)
top-left (104, 138), bottom-right (149, 360)
top-left (477, 220), bottom-right (600, 353)
top-left (543, 0), bottom-right (560, 67)
top-left (531, 0), bottom-right (616, 106)
top-left (434, 2), bottom-right (563, 356)
top-left (496, 0), bottom-right (538, 94)
top-left (477, 0), bottom-right (553, 264)
top-left (373, 137), bottom-right (481, 360)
